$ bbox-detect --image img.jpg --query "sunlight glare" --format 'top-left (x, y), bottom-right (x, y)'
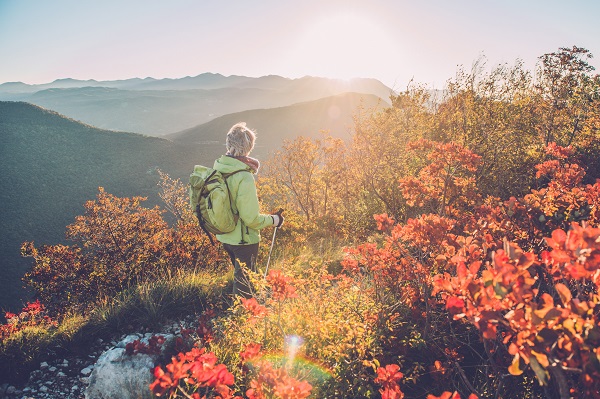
top-left (288, 13), bottom-right (399, 81)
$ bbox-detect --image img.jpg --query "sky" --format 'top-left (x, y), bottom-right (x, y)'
top-left (1, 0), bottom-right (599, 89)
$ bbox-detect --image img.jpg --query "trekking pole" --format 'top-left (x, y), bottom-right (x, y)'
top-left (264, 209), bottom-right (284, 278)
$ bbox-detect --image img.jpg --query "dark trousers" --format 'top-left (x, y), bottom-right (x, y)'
top-left (222, 243), bottom-right (259, 298)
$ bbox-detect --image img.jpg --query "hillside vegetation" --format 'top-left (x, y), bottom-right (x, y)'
top-left (2, 46), bottom-right (600, 399)
top-left (0, 93), bottom-right (383, 311)
top-left (0, 102), bottom-right (207, 310)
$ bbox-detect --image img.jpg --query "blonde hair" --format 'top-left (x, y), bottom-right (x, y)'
top-left (226, 122), bottom-right (256, 156)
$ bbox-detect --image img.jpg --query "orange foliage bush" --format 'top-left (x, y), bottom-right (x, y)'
top-left (342, 141), bottom-right (600, 397)
top-left (22, 173), bottom-right (224, 313)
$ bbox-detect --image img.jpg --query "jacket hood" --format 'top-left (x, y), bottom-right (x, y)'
top-left (213, 155), bottom-right (255, 174)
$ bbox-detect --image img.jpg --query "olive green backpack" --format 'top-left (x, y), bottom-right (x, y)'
top-left (189, 165), bottom-right (249, 244)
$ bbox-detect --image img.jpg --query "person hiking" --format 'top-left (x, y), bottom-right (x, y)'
top-left (213, 122), bottom-right (284, 297)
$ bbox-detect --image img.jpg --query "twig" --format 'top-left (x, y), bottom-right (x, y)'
top-left (453, 361), bottom-right (481, 397)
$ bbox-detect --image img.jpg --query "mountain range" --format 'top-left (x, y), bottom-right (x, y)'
top-left (0, 74), bottom-right (392, 136)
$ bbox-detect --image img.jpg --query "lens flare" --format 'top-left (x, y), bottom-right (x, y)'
top-left (285, 335), bottom-right (304, 367)
top-left (245, 340), bottom-right (334, 385)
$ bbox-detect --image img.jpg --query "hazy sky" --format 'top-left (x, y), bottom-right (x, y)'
top-left (1, 0), bottom-right (599, 89)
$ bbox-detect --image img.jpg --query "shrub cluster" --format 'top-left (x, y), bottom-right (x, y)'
top-left (21, 173), bottom-right (225, 313)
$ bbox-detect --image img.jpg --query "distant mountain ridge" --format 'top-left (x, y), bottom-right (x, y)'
top-left (0, 74), bottom-right (392, 136)
top-left (0, 73), bottom-right (392, 93)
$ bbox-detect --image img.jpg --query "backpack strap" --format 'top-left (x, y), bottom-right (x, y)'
top-left (195, 204), bottom-right (216, 245)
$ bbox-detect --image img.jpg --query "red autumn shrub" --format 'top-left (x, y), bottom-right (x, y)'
top-left (0, 300), bottom-right (56, 342)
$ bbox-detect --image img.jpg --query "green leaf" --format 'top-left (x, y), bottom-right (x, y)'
top-left (493, 282), bottom-right (508, 298)
top-left (529, 356), bottom-right (548, 386)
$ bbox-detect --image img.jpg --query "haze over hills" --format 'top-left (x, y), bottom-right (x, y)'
top-left (0, 102), bottom-right (208, 311)
top-left (0, 74), bottom-right (393, 136)
top-left (168, 92), bottom-right (388, 159)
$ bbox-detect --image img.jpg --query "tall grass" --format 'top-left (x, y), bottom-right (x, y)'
top-left (0, 267), bottom-right (230, 384)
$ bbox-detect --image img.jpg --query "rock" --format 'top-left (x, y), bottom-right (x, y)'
top-left (72, 385), bottom-right (79, 391)
top-left (49, 366), bottom-right (57, 372)
top-left (85, 334), bottom-right (173, 399)
top-left (57, 371), bottom-right (67, 377)
top-left (39, 386), bottom-right (48, 393)
top-left (6, 385), bottom-right (16, 394)
top-left (81, 366), bottom-right (93, 376)
top-left (40, 362), bottom-right (49, 369)
top-left (115, 334), bottom-right (142, 349)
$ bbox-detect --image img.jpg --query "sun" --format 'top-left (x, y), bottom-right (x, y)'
top-left (286, 13), bottom-right (399, 81)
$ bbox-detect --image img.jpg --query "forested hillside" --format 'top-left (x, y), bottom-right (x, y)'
top-left (0, 102), bottom-right (206, 310)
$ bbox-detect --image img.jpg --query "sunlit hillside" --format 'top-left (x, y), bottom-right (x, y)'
top-left (0, 93), bottom-right (383, 312)
top-left (167, 92), bottom-right (387, 159)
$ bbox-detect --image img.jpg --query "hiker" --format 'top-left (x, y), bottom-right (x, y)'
top-left (213, 122), bottom-right (284, 297)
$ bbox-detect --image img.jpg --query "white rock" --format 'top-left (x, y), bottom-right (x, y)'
top-left (72, 385), bottom-right (79, 391)
top-left (57, 371), bottom-right (67, 377)
top-left (85, 333), bottom-right (173, 399)
top-left (39, 362), bottom-right (49, 369)
top-left (6, 386), bottom-right (16, 394)
top-left (84, 349), bottom-right (154, 399)
top-left (39, 386), bottom-right (48, 393)
top-left (81, 366), bottom-right (93, 376)
top-left (115, 334), bottom-right (143, 349)
top-left (48, 366), bottom-right (57, 372)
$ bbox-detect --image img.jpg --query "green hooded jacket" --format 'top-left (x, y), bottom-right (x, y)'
top-left (213, 155), bottom-right (274, 245)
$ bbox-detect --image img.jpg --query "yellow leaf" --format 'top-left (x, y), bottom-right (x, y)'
top-left (508, 354), bottom-right (523, 376)
top-left (531, 350), bottom-right (549, 368)
top-left (555, 283), bottom-right (572, 305)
